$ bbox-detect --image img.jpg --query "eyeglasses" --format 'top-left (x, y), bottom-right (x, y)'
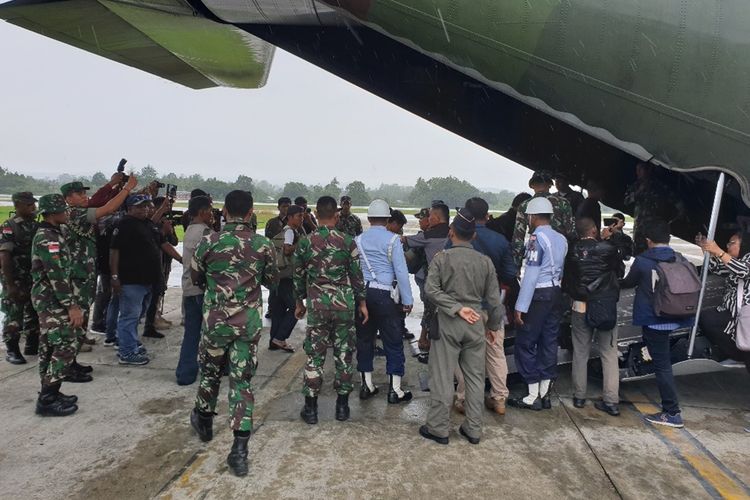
top-left (728, 239), bottom-right (740, 247)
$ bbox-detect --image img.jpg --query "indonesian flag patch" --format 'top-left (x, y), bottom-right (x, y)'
top-left (2, 227), bottom-right (11, 235)
top-left (48, 242), bottom-right (60, 253)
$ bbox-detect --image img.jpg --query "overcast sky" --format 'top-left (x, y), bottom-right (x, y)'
top-left (0, 20), bottom-right (530, 192)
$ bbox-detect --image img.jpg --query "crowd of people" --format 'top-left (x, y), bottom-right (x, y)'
top-left (1, 164), bottom-right (748, 476)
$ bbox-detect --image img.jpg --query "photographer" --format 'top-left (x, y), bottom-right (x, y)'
top-left (143, 196), bottom-right (182, 339)
top-left (295, 196), bottom-right (318, 235)
top-left (602, 213), bottom-right (634, 263)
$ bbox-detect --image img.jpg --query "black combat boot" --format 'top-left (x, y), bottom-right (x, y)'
top-left (63, 370), bottom-right (93, 383)
top-left (300, 396), bottom-right (318, 425)
top-left (190, 408), bottom-right (214, 442)
top-left (23, 332), bottom-right (39, 356)
top-left (71, 360), bottom-right (94, 374)
top-left (359, 372), bottom-right (379, 400)
top-left (5, 340), bottom-right (26, 365)
top-left (335, 393), bottom-right (350, 422)
top-left (35, 384), bottom-right (78, 417)
top-left (227, 432), bottom-right (250, 477)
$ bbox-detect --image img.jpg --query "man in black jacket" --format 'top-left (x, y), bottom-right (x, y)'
top-left (564, 217), bottom-right (623, 416)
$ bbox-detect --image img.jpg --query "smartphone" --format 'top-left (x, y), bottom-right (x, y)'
top-left (603, 217), bottom-right (618, 227)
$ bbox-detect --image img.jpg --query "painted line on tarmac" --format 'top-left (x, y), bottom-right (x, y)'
top-left (625, 389), bottom-right (750, 499)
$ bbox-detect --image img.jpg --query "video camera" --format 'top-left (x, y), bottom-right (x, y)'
top-left (163, 209), bottom-right (185, 225)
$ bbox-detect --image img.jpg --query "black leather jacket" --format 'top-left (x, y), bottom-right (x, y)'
top-left (564, 238), bottom-right (623, 301)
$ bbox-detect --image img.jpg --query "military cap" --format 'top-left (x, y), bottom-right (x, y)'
top-left (12, 192), bottom-right (37, 204)
top-left (126, 194), bottom-right (152, 208)
top-left (414, 208), bottom-right (430, 219)
top-left (287, 205), bottom-right (305, 216)
top-left (60, 181), bottom-right (90, 197)
top-left (452, 207), bottom-right (476, 233)
top-left (38, 194), bottom-right (68, 215)
top-left (340, 195), bottom-right (352, 203)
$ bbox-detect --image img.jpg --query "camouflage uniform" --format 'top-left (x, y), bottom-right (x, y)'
top-left (293, 226), bottom-right (366, 397)
top-left (335, 213), bottom-right (363, 237)
top-left (623, 179), bottom-right (683, 255)
top-left (31, 221), bottom-right (80, 385)
top-left (0, 214), bottom-right (40, 347)
top-left (192, 220), bottom-right (278, 432)
top-left (66, 207), bottom-right (98, 331)
top-left (512, 192), bottom-right (575, 268)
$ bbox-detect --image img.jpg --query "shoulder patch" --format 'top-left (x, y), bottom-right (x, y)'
top-left (47, 242), bottom-right (60, 253)
top-left (2, 226), bottom-right (12, 235)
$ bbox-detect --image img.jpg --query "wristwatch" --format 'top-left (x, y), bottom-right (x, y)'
top-left (111, 275), bottom-right (119, 281)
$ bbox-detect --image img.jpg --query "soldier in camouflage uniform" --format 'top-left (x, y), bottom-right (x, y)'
top-left (293, 196), bottom-right (368, 424)
top-left (623, 162), bottom-right (685, 255)
top-left (1, 192), bottom-right (40, 364)
top-left (61, 178), bottom-right (135, 360)
top-left (31, 194), bottom-right (85, 417)
top-left (512, 171), bottom-right (576, 268)
top-left (335, 195), bottom-right (363, 236)
top-left (189, 190), bottom-right (278, 478)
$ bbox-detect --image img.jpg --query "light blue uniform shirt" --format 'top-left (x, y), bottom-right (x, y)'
top-left (516, 224), bottom-right (568, 313)
top-left (356, 226), bottom-right (414, 306)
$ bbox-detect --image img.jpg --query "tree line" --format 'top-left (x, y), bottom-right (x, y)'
top-left (0, 165), bottom-right (519, 210)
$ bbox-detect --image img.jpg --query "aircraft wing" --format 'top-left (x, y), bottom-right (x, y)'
top-left (0, 0), bottom-right (275, 89)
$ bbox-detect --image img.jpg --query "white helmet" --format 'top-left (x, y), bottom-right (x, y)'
top-left (525, 197), bottom-right (554, 215)
top-left (367, 199), bottom-right (391, 218)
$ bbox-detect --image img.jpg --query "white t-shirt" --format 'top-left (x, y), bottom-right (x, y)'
top-left (284, 228), bottom-right (295, 246)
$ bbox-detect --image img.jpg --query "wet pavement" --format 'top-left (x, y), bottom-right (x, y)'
top-left (0, 285), bottom-right (749, 500)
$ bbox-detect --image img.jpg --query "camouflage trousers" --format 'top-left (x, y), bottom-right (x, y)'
top-left (1, 286), bottom-right (39, 345)
top-left (195, 319), bottom-right (261, 432)
top-left (72, 277), bottom-right (95, 345)
top-left (303, 309), bottom-right (356, 397)
top-left (37, 310), bottom-right (82, 386)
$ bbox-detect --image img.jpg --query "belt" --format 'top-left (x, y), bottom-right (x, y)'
top-left (366, 281), bottom-right (392, 291)
top-left (537, 280), bottom-right (561, 288)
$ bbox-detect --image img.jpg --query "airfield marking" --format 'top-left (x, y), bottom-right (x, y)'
top-left (625, 390), bottom-right (750, 500)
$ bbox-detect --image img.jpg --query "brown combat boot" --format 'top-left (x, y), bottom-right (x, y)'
top-left (485, 396), bottom-right (506, 416)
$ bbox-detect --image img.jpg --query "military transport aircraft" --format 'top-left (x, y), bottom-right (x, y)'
top-left (2, 0), bottom-right (750, 240)
top-left (2, 0), bottom-right (749, 377)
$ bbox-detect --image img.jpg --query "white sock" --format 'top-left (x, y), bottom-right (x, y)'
top-left (539, 379), bottom-right (551, 398)
top-left (391, 375), bottom-right (405, 398)
top-left (364, 372), bottom-right (375, 391)
top-left (523, 383), bottom-right (540, 405)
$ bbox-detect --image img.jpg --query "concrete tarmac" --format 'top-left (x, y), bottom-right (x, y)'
top-left (1, 289), bottom-right (749, 500)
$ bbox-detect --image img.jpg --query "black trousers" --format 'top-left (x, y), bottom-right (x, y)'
top-left (699, 308), bottom-right (750, 363)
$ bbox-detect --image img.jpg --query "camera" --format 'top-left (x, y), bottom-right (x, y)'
top-left (155, 181), bottom-right (166, 189)
top-left (166, 184), bottom-right (177, 199)
top-left (117, 158), bottom-right (129, 183)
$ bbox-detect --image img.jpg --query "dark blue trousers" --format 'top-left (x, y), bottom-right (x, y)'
top-left (175, 295), bottom-right (203, 385)
top-left (514, 287), bottom-right (563, 384)
top-left (357, 288), bottom-right (405, 376)
top-left (642, 327), bottom-right (681, 415)
top-left (270, 278), bottom-right (297, 343)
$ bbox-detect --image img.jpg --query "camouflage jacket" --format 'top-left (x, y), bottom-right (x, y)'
top-left (335, 213), bottom-right (363, 237)
top-left (293, 225), bottom-right (366, 311)
top-left (65, 207), bottom-right (97, 282)
top-left (192, 220), bottom-right (278, 319)
top-left (623, 179), bottom-right (684, 226)
top-left (512, 192), bottom-right (575, 268)
top-left (0, 216), bottom-right (39, 286)
top-left (30, 222), bottom-right (75, 311)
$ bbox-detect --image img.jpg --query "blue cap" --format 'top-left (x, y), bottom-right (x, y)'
top-left (126, 194), bottom-right (151, 208)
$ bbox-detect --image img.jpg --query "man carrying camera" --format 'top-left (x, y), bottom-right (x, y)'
top-left (62, 176), bottom-right (136, 371)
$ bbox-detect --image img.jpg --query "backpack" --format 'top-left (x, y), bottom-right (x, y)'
top-left (272, 227), bottom-right (295, 280)
top-left (652, 254), bottom-right (701, 318)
